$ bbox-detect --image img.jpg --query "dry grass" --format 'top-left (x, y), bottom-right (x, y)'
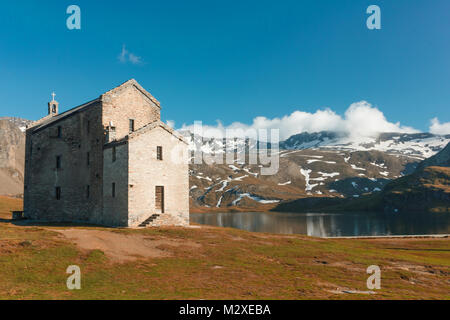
top-left (0, 197), bottom-right (449, 300)
top-left (0, 196), bottom-right (22, 219)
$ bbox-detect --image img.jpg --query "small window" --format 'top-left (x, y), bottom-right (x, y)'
top-left (86, 185), bottom-right (90, 199)
top-left (52, 104), bottom-right (57, 113)
top-left (57, 126), bottom-right (62, 138)
top-left (55, 187), bottom-right (61, 200)
top-left (112, 183), bottom-right (116, 198)
top-left (129, 119), bottom-right (135, 132)
top-left (112, 147), bottom-right (116, 162)
top-left (56, 155), bottom-right (61, 169)
top-left (87, 152), bottom-right (90, 166)
top-left (157, 146), bottom-right (163, 160)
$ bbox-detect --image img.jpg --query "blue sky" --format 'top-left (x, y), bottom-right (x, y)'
top-left (0, 0), bottom-right (448, 135)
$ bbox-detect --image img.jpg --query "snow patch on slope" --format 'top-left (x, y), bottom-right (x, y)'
top-left (300, 168), bottom-right (318, 191)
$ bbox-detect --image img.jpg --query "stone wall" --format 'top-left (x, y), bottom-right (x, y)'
top-left (23, 79), bottom-right (188, 228)
top-left (102, 83), bottom-right (160, 141)
top-left (128, 126), bottom-right (189, 227)
top-left (102, 141), bottom-right (129, 227)
top-left (24, 102), bottom-right (104, 223)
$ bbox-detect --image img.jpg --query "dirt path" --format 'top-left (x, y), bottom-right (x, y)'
top-left (53, 229), bottom-right (199, 262)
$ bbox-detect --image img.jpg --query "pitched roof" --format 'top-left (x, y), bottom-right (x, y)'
top-left (29, 98), bottom-right (100, 133)
top-left (102, 79), bottom-right (161, 108)
top-left (103, 120), bottom-right (187, 149)
top-left (29, 79), bottom-right (160, 133)
top-left (129, 120), bottom-right (188, 145)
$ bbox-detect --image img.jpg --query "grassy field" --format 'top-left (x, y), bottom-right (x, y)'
top-left (0, 196), bottom-right (449, 300)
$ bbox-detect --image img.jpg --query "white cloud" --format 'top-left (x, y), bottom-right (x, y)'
top-left (118, 45), bottom-right (128, 63)
top-left (118, 45), bottom-right (143, 65)
top-left (429, 118), bottom-right (450, 135)
top-left (343, 101), bottom-right (418, 138)
top-left (166, 120), bottom-right (175, 128)
top-left (128, 53), bottom-right (142, 65)
top-left (180, 101), bottom-right (420, 140)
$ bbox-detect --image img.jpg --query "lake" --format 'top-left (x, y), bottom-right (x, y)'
top-left (190, 211), bottom-right (450, 237)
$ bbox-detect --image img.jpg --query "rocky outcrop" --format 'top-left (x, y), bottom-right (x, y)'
top-left (416, 142), bottom-right (450, 171)
top-left (377, 145), bottom-right (450, 212)
top-left (379, 166), bottom-right (450, 213)
top-left (274, 144), bottom-right (450, 213)
top-left (0, 118), bottom-right (31, 197)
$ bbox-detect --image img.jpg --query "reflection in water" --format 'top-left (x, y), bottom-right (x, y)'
top-left (190, 212), bottom-right (450, 237)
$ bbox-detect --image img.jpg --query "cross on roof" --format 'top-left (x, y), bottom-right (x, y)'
top-left (51, 92), bottom-right (56, 101)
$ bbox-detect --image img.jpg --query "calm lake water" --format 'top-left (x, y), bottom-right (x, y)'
top-left (190, 211), bottom-right (450, 237)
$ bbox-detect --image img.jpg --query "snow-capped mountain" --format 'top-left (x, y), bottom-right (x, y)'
top-left (189, 148), bottom-right (420, 210)
top-left (181, 129), bottom-right (450, 211)
top-left (181, 129), bottom-right (450, 159)
top-left (281, 131), bottom-right (450, 158)
top-left (180, 130), bottom-right (262, 154)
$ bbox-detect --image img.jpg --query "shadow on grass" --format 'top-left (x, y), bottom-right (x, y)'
top-left (0, 218), bottom-right (116, 229)
top-left (384, 247), bottom-right (450, 252)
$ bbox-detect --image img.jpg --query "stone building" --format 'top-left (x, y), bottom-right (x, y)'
top-left (23, 79), bottom-right (189, 227)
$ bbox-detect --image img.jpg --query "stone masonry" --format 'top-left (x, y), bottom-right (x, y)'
top-left (23, 79), bottom-right (189, 227)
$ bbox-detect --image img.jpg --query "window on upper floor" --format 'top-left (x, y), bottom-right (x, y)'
top-left (157, 146), bottom-right (163, 160)
top-left (112, 147), bottom-right (116, 162)
top-left (129, 119), bottom-right (135, 133)
top-left (57, 126), bottom-right (62, 138)
top-left (112, 183), bottom-right (116, 198)
top-left (56, 155), bottom-right (61, 169)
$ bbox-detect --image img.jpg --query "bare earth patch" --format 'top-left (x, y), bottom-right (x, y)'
top-left (53, 229), bottom-right (200, 263)
top-left (328, 288), bottom-right (376, 295)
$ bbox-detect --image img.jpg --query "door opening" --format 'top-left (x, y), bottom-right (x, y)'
top-left (155, 186), bottom-right (164, 213)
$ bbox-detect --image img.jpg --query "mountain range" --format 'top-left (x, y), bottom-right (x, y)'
top-left (181, 130), bottom-right (450, 158)
top-left (0, 117), bottom-right (449, 212)
top-left (182, 128), bottom-right (449, 212)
